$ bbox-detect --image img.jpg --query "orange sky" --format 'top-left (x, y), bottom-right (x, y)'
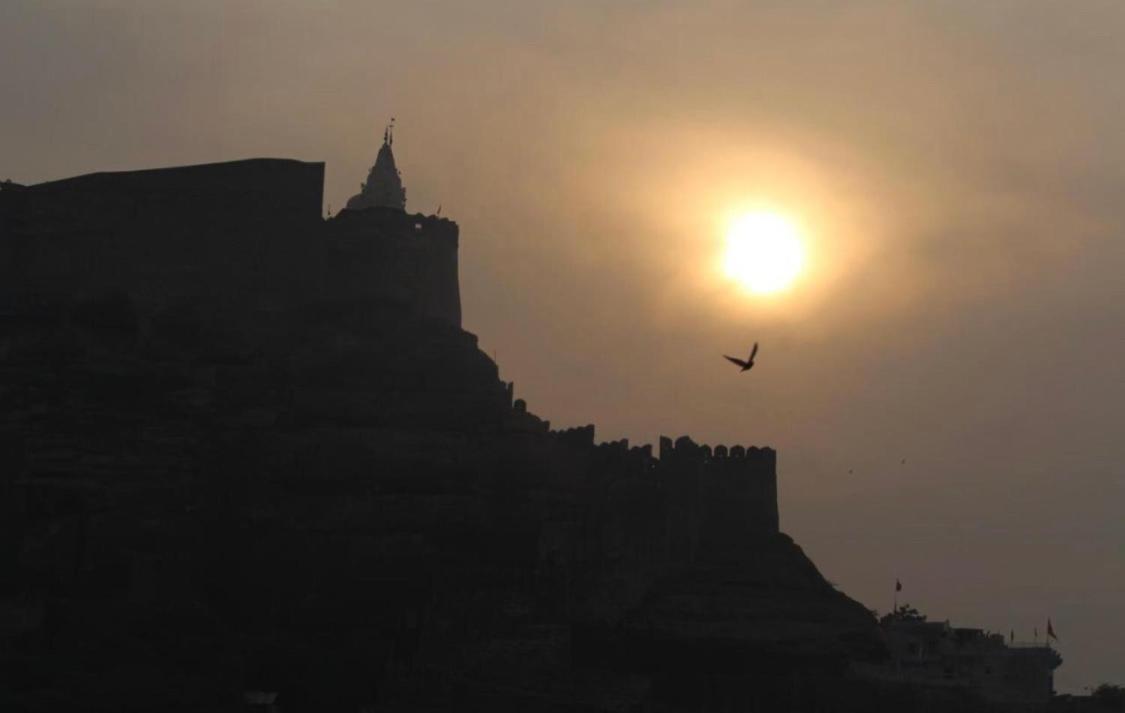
top-left (4, 0), bottom-right (1124, 692)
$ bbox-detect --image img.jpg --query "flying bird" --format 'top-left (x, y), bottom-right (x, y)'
top-left (723, 342), bottom-right (759, 372)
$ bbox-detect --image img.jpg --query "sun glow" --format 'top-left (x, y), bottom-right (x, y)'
top-left (722, 211), bottom-right (805, 295)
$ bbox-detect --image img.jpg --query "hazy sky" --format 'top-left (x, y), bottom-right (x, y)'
top-left (3, 0), bottom-right (1123, 692)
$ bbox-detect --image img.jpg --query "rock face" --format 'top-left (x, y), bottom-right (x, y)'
top-left (0, 159), bottom-right (883, 712)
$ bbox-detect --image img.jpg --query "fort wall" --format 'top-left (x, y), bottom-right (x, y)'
top-left (507, 404), bottom-right (780, 556)
top-left (0, 158), bottom-right (461, 328)
top-left (1, 160), bottom-right (323, 305)
top-left (0, 156), bottom-right (776, 558)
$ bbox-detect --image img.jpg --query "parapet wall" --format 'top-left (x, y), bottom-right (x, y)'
top-left (540, 419), bottom-right (779, 543)
top-left (658, 434), bottom-right (780, 542)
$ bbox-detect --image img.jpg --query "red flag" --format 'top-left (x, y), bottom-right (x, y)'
top-left (895, 579), bottom-right (902, 592)
top-left (1047, 619), bottom-right (1058, 641)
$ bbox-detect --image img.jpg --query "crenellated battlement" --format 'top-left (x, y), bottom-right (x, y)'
top-left (507, 392), bottom-right (780, 539)
top-left (658, 434), bottom-right (776, 466)
top-left (655, 434), bottom-right (780, 539)
top-left (553, 423), bottom-right (596, 447)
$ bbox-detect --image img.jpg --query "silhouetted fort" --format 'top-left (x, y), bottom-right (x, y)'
top-left (0, 130), bottom-right (1062, 711)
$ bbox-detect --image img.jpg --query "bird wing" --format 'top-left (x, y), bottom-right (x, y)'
top-left (723, 355), bottom-right (749, 368)
top-left (749, 342), bottom-right (759, 360)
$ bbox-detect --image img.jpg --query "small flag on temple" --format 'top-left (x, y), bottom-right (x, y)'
top-left (895, 579), bottom-right (902, 592)
top-left (1047, 619), bottom-right (1058, 641)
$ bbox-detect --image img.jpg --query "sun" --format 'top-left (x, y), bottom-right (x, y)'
top-left (722, 211), bottom-right (805, 295)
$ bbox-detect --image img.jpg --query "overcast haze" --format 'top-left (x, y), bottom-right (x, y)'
top-left (3, 0), bottom-right (1124, 692)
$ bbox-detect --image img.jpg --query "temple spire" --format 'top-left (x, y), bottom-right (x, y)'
top-left (345, 118), bottom-right (407, 212)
